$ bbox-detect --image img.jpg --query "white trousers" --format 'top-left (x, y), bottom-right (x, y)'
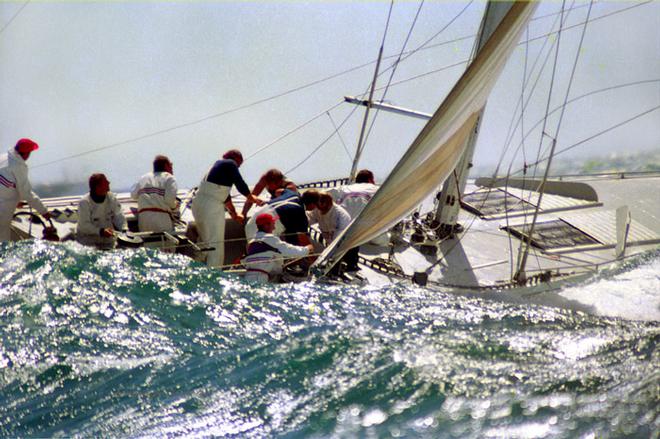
top-left (138, 211), bottom-right (173, 232)
top-left (192, 181), bottom-right (230, 268)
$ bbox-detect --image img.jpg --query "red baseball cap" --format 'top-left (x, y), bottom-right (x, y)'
top-left (15, 138), bottom-right (39, 152)
top-left (255, 212), bottom-right (277, 228)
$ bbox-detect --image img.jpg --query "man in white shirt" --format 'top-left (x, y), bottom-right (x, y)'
top-left (329, 169), bottom-right (378, 219)
top-left (131, 155), bottom-right (178, 232)
top-left (325, 169), bottom-right (384, 271)
top-left (0, 138), bottom-right (51, 241)
top-left (301, 190), bottom-right (351, 244)
top-left (77, 173), bottom-right (127, 249)
top-left (242, 213), bottom-right (313, 283)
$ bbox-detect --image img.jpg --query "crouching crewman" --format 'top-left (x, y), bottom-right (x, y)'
top-left (76, 173), bottom-right (127, 250)
top-left (242, 213), bottom-right (313, 283)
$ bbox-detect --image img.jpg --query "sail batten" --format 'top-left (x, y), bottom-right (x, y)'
top-left (313, 2), bottom-right (538, 272)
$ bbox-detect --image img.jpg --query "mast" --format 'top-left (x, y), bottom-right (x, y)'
top-left (349, 46), bottom-right (384, 182)
top-left (433, 2), bottom-right (516, 236)
top-left (313, 2), bottom-right (539, 274)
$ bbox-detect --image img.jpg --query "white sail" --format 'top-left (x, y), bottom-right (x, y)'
top-left (313, 1), bottom-right (538, 273)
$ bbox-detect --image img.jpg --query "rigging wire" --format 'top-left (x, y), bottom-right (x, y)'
top-left (498, 3), bottom-right (570, 175)
top-left (349, 0), bottom-right (394, 180)
top-left (260, 0), bottom-right (474, 173)
top-left (244, 100), bottom-right (343, 160)
top-left (514, 0), bottom-right (569, 281)
top-left (285, 105), bottom-right (363, 175)
top-left (326, 112), bottom-right (354, 162)
top-left (501, 79), bottom-right (660, 176)
top-left (490, 0), bottom-right (652, 179)
top-left (512, 104), bottom-right (660, 175)
top-left (550, 1), bottom-right (594, 144)
top-left (371, 59), bottom-right (469, 91)
top-left (0, 0), bottom-right (29, 37)
top-left (505, 23), bottom-right (533, 276)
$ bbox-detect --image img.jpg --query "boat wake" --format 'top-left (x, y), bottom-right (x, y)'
top-left (0, 241), bottom-right (657, 437)
top-left (555, 250), bottom-right (660, 322)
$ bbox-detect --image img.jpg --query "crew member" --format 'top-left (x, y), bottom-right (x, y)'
top-left (302, 190), bottom-right (351, 244)
top-left (131, 155), bottom-right (178, 232)
top-left (330, 169), bottom-right (379, 219)
top-left (242, 212), bottom-right (313, 283)
top-left (241, 168), bottom-right (297, 216)
top-left (245, 188), bottom-right (311, 247)
top-left (0, 138), bottom-right (51, 241)
top-left (329, 169), bottom-right (385, 270)
top-left (192, 149), bottom-right (263, 268)
top-left (76, 173), bottom-right (127, 249)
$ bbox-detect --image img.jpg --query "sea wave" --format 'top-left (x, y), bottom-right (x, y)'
top-left (0, 241), bottom-right (658, 438)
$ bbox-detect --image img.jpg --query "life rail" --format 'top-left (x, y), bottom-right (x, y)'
top-left (298, 177), bottom-right (350, 189)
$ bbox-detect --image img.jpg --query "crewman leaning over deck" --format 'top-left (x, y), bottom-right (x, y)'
top-left (301, 190), bottom-right (351, 244)
top-left (245, 188), bottom-right (311, 247)
top-left (76, 173), bottom-right (127, 250)
top-left (192, 149), bottom-right (264, 268)
top-left (241, 168), bottom-right (298, 216)
top-left (0, 138), bottom-right (51, 241)
top-left (329, 169), bottom-right (379, 219)
top-left (131, 155), bottom-right (178, 232)
top-left (242, 213), bottom-right (313, 283)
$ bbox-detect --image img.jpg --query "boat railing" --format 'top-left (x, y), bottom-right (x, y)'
top-left (298, 177), bottom-right (350, 189)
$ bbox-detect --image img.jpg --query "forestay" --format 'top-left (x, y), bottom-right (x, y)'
top-left (313, 2), bottom-right (538, 273)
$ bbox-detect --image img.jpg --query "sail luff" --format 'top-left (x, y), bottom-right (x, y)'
top-left (313, 1), bottom-right (538, 272)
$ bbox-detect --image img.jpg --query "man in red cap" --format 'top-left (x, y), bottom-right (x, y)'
top-left (0, 138), bottom-right (51, 241)
top-left (242, 212), bottom-right (314, 283)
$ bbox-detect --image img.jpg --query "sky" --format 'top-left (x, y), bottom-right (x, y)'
top-left (1, 1), bottom-right (658, 192)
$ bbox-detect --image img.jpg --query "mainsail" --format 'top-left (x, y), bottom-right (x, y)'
top-left (313, 1), bottom-right (538, 273)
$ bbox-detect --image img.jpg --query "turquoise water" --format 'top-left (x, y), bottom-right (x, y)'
top-left (1, 241), bottom-right (658, 438)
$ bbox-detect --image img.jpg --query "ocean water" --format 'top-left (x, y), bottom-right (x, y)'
top-left (0, 241), bottom-right (658, 438)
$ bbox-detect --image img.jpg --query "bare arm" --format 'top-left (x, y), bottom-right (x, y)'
top-left (241, 177), bottom-right (267, 216)
top-left (225, 198), bottom-right (244, 224)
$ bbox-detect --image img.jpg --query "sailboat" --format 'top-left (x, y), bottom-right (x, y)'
top-left (7, 1), bottom-right (660, 304)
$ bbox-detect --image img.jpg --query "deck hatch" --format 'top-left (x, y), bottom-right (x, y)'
top-left (461, 188), bottom-right (534, 217)
top-left (462, 186), bottom-right (603, 220)
top-left (503, 219), bottom-right (600, 250)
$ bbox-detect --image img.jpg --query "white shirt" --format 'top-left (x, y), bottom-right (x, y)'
top-left (0, 148), bottom-right (47, 214)
top-left (131, 171), bottom-right (178, 213)
top-left (329, 182), bottom-right (378, 219)
top-left (307, 203), bottom-right (351, 243)
top-left (76, 192), bottom-right (127, 247)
